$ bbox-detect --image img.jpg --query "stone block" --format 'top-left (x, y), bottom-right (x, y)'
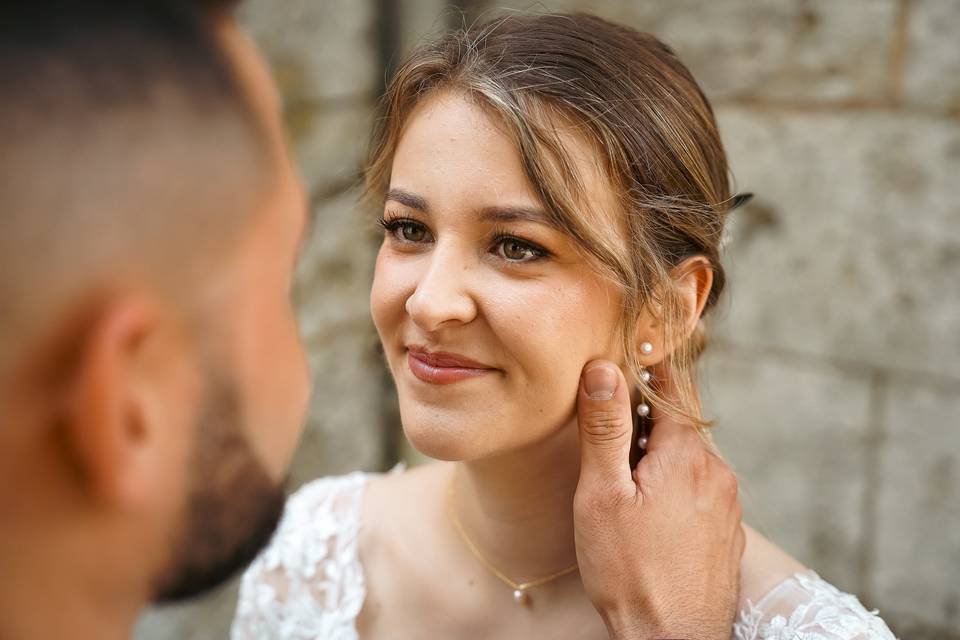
top-left (397, 0), bottom-right (453, 54)
top-left (292, 187), bottom-right (386, 483)
top-left (484, 0), bottom-right (898, 103)
top-left (287, 102), bottom-right (373, 194)
top-left (240, 0), bottom-right (377, 102)
top-left (295, 189), bottom-right (378, 334)
top-left (872, 378), bottom-right (960, 633)
top-left (293, 325), bottom-right (386, 487)
top-left (699, 346), bottom-right (873, 591)
top-left (904, 0), bottom-right (960, 112)
top-left (712, 107), bottom-right (960, 380)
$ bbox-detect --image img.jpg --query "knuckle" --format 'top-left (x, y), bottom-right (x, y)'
top-left (689, 447), bottom-right (712, 476)
top-left (573, 485), bottom-right (615, 516)
top-left (733, 499), bottom-right (744, 521)
top-left (574, 484), bottom-right (633, 525)
top-left (719, 466), bottom-right (739, 496)
top-left (633, 463), bottom-right (654, 489)
top-left (634, 453), bottom-right (666, 485)
top-left (579, 409), bottom-right (627, 443)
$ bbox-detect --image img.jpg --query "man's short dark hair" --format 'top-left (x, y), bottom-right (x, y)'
top-left (0, 0), bottom-right (273, 362)
top-left (0, 1), bottom-right (246, 115)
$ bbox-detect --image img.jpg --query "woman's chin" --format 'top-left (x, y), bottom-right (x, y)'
top-left (397, 401), bottom-right (506, 461)
top-left (400, 414), bottom-right (512, 461)
top-left (402, 425), bottom-right (476, 461)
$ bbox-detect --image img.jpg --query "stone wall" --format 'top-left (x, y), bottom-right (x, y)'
top-left (499, 1), bottom-right (956, 637)
top-left (136, 1), bottom-right (959, 637)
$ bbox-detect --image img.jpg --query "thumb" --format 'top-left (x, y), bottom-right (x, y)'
top-left (577, 360), bottom-right (634, 492)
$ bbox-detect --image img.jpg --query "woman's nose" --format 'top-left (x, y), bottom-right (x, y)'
top-left (404, 245), bottom-right (478, 332)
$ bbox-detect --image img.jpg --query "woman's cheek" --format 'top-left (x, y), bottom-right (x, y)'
top-left (370, 250), bottom-right (407, 332)
top-left (493, 284), bottom-right (584, 366)
top-left (370, 244), bottom-right (408, 302)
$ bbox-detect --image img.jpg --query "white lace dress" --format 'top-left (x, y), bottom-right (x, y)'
top-left (231, 472), bottom-right (897, 640)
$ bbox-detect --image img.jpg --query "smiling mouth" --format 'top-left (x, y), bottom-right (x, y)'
top-left (406, 347), bottom-right (496, 385)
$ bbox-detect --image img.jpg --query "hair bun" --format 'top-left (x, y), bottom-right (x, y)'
top-left (729, 192), bottom-right (754, 211)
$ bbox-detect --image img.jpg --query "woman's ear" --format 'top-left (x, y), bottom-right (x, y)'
top-left (633, 256), bottom-right (714, 365)
top-left (672, 256), bottom-right (714, 339)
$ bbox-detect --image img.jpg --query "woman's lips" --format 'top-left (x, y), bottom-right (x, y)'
top-left (406, 348), bottom-right (495, 385)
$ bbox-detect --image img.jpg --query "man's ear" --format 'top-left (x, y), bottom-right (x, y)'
top-left (59, 294), bottom-right (166, 508)
top-left (633, 256), bottom-right (714, 365)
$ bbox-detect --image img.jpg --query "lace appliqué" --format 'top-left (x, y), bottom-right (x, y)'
top-left (733, 571), bottom-right (898, 640)
top-left (232, 472), bottom-right (896, 640)
top-left (231, 472), bottom-right (369, 640)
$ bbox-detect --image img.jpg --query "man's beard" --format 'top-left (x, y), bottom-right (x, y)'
top-left (151, 371), bottom-right (287, 603)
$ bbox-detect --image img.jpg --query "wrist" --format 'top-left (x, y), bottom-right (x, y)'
top-left (604, 614), bottom-right (725, 640)
top-left (601, 610), bottom-right (655, 640)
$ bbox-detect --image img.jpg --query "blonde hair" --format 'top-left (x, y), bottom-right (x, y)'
top-left (365, 12), bottom-right (735, 430)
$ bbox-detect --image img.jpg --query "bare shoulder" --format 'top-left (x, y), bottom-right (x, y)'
top-left (738, 523), bottom-right (810, 609)
top-left (357, 462), bottom-right (453, 636)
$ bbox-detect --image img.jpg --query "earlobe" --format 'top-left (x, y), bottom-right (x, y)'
top-left (59, 296), bottom-right (161, 507)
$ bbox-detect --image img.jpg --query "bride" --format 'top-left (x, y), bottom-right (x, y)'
top-left (232, 12), bottom-right (895, 640)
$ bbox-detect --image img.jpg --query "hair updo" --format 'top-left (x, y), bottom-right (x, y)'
top-left (365, 12), bottom-right (737, 430)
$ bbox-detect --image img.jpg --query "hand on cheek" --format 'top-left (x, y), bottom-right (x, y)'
top-left (572, 359), bottom-right (745, 640)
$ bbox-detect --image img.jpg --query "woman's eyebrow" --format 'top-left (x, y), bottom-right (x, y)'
top-left (385, 187), bottom-right (429, 213)
top-left (477, 205), bottom-right (553, 226)
top-left (386, 187), bottom-right (553, 227)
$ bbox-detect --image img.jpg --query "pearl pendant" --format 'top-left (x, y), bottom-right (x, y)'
top-left (640, 369), bottom-right (651, 384)
top-left (637, 435), bottom-right (648, 449)
top-left (513, 588), bottom-right (528, 605)
top-left (636, 403), bottom-right (650, 417)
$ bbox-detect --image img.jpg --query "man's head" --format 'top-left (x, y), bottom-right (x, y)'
top-left (0, 0), bottom-right (310, 613)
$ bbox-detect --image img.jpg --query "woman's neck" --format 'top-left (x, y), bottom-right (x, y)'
top-left (450, 418), bottom-right (583, 583)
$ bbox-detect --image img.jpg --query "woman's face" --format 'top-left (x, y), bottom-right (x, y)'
top-left (370, 91), bottom-right (625, 461)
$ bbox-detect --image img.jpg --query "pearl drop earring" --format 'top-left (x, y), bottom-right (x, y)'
top-left (636, 364), bottom-right (653, 449)
top-left (640, 341), bottom-right (653, 355)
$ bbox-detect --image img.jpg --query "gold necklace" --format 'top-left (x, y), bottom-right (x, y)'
top-left (446, 478), bottom-right (579, 605)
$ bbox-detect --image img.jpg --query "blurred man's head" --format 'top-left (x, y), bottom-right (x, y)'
top-left (0, 0), bottom-right (310, 619)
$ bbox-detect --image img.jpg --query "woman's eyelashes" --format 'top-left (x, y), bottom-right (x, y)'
top-left (489, 230), bottom-right (549, 263)
top-left (378, 215), bottom-right (431, 244)
top-left (377, 213), bottom-right (552, 264)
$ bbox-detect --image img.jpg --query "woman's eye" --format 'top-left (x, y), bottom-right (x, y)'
top-left (495, 237), bottom-right (545, 262)
top-left (378, 216), bottom-right (432, 244)
top-left (397, 222), bottom-right (427, 242)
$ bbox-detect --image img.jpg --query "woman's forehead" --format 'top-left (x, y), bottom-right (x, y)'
top-left (390, 90), bottom-right (624, 236)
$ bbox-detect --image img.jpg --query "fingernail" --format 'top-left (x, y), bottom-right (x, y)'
top-left (583, 363), bottom-right (618, 400)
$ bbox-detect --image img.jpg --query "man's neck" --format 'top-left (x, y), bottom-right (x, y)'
top-left (0, 525), bottom-right (143, 640)
top-left (451, 420), bottom-right (583, 583)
